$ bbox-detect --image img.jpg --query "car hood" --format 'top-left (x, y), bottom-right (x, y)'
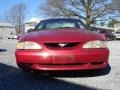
top-left (20, 28), bottom-right (104, 43)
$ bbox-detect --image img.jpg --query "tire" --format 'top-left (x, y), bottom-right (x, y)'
top-left (17, 63), bottom-right (31, 72)
top-left (113, 37), bottom-right (116, 40)
top-left (105, 38), bottom-right (110, 41)
top-left (20, 68), bottom-right (31, 72)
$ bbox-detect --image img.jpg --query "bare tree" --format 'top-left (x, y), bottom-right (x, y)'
top-left (39, 0), bottom-right (119, 29)
top-left (4, 3), bottom-right (27, 34)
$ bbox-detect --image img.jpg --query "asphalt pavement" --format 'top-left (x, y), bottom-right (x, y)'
top-left (0, 39), bottom-right (120, 90)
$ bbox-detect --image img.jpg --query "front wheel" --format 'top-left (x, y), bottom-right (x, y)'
top-left (20, 68), bottom-right (31, 72)
top-left (17, 63), bottom-right (31, 72)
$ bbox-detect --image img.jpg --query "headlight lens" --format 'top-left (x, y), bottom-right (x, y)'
top-left (16, 42), bottom-right (24, 49)
top-left (16, 41), bottom-right (42, 49)
top-left (83, 40), bottom-right (107, 48)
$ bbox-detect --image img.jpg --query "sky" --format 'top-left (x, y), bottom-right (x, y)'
top-left (0, 0), bottom-right (45, 22)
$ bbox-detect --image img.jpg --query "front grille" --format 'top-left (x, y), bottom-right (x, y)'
top-left (44, 42), bottom-right (80, 48)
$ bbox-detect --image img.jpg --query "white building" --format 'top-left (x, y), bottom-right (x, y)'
top-left (93, 26), bottom-right (115, 30)
top-left (0, 23), bottom-right (15, 39)
top-left (25, 17), bottom-right (42, 33)
top-left (25, 21), bottom-right (38, 33)
top-left (114, 23), bottom-right (120, 32)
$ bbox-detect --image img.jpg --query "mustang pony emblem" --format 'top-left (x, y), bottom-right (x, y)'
top-left (58, 43), bottom-right (68, 48)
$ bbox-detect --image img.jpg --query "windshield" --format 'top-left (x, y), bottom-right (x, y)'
top-left (35, 19), bottom-right (85, 30)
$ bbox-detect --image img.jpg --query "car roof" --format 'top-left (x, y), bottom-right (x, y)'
top-left (41, 18), bottom-right (80, 22)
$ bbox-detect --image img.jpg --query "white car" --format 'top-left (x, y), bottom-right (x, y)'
top-left (114, 31), bottom-right (120, 39)
top-left (6, 34), bottom-right (18, 39)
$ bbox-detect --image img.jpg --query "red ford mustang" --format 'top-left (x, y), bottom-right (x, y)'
top-left (15, 18), bottom-right (109, 72)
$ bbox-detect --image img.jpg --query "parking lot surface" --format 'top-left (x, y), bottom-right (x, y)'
top-left (0, 39), bottom-right (120, 90)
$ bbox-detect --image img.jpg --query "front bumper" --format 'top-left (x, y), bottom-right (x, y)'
top-left (15, 48), bottom-right (109, 71)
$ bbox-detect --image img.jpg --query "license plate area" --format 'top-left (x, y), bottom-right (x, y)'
top-left (52, 55), bottom-right (74, 64)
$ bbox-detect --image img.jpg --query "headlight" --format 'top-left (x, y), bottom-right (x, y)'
top-left (16, 41), bottom-right (42, 49)
top-left (83, 40), bottom-right (107, 48)
top-left (16, 42), bottom-right (24, 49)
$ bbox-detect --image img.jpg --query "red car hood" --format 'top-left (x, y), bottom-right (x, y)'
top-left (20, 29), bottom-right (104, 43)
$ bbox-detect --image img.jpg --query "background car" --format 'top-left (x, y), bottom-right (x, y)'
top-left (114, 31), bottom-right (120, 40)
top-left (92, 28), bottom-right (116, 41)
top-left (15, 18), bottom-right (109, 73)
top-left (6, 33), bottom-right (18, 39)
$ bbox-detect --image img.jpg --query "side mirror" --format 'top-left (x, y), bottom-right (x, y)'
top-left (27, 28), bottom-right (34, 33)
